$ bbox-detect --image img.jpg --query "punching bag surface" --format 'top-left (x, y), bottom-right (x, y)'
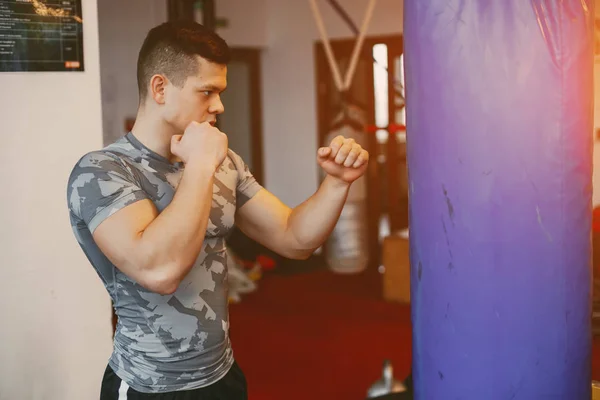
top-left (404, 1), bottom-right (594, 399)
top-left (324, 104), bottom-right (369, 274)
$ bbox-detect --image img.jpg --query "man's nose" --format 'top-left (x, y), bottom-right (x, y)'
top-left (210, 95), bottom-right (224, 114)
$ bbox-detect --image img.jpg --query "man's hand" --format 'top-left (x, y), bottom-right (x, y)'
top-left (171, 121), bottom-right (228, 170)
top-left (317, 135), bottom-right (369, 184)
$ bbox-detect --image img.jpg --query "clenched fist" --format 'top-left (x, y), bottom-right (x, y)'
top-left (171, 121), bottom-right (228, 170)
top-left (317, 135), bottom-right (369, 184)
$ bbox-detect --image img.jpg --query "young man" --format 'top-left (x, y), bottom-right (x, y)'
top-left (67, 21), bottom-right (368, 399)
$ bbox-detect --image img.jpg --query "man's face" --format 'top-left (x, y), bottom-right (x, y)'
top-left (162, 56), bottom-right (227, 133)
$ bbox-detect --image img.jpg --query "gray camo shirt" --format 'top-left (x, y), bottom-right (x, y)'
top-left (67, 132), bottom-right (261, 393)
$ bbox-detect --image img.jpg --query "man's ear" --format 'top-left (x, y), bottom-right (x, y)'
top-left (149, 74), bottom-right (167, 105)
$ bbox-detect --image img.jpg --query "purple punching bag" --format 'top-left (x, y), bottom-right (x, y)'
top-left (404, 1), bottom-right (594, 399)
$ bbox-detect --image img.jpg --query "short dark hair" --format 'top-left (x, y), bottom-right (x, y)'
top-left (137, 21), bottom-right (230, 101)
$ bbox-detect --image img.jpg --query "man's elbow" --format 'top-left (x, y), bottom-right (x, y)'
top-left (152, 281), bottom-right (179, 295)
top-left (279, 234), bottom-right (317, 260)
top-left (139, 265), bottom-right (183, 295)
top-left (284, 248), bottom-right (314, 261)
top-left (142, 275), bottom-right (178, 295)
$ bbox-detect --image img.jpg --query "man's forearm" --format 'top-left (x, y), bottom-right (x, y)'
top-left (138, 162), bottom-right (215, 287)
top-left (286, 175), bottom-right (351, 255)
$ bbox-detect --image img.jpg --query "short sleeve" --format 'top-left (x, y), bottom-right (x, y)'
top-left (227, 150), bottom-right (262, 209)
top-left (67, 151), bottom-right (149, 233)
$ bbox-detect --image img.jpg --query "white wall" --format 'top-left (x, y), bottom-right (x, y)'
top-left (98, 0), bottom-right (166, 145)
top-left (261, 0), bottom-right (404, 206)
top-left (0, 1), bottom-right (112, 399)
top-left (215, 0), bottom-right (267, 47)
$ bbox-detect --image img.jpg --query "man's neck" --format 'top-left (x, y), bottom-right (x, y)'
top-left (130, 110), bottom-right (179, 162)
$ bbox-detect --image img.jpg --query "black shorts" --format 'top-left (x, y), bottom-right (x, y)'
top-left (100, 362), bottom-right (248, 400)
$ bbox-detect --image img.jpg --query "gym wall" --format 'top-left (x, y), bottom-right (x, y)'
top-left (98, 0), bottom-right (167, 146)
top-left (0, 1), bottom-right (113, 399)
top-left (213, 0), bottom-right (268, 47)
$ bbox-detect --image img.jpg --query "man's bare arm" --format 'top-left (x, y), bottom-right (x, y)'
top-left (93, 164), bottom-right (215, 295)
top-left (236, 176), bottom-right (350, 259)
top-left (236, 136), bottom-right (368, 260)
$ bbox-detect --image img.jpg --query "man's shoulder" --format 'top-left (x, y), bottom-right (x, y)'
top-left (69, 137), bottom-right (136, 175)
top-left (67, 145), bottom-right (138, 205)
top-left (69, 149), bottom-right (125, 178)
top-left (66, 140), bottom-right (143, 220)
top-left (225, 149), bottom-right (250, 173)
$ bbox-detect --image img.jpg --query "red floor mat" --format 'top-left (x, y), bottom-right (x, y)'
top-left (229, 269), bottom-right (600, 400)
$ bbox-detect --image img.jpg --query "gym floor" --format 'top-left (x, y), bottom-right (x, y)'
top-left (229, 258), bottom-right (407, 400)
top-left (229, 256), bottom-right (600, 400)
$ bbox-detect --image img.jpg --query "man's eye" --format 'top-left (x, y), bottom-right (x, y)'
top-left (202, 91), bottom-right (211, 96)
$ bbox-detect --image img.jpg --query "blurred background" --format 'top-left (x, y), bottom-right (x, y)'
top-left (2, 1), bottom-right (600, 399)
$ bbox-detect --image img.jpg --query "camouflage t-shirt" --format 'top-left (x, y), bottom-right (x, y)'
top-left (66, 132), bottom-right (261, 393)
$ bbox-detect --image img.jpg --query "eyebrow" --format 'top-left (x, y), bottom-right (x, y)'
top-left (199, 84), bottom-right (226, 92)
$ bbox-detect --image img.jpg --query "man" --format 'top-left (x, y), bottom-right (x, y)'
top-left (67, 21), bottom-right (368, 399)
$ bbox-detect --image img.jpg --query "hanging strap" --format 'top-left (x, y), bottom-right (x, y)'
top-left (309, 0), bottom-right (378, 92)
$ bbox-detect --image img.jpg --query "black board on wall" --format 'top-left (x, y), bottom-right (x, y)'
top-left (0, 0), bottom-right (84, 72)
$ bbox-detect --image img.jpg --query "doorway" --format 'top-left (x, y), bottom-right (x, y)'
top-left (219, 47), bottom-right (270, 261)
top-left (218, 48), bottom-right (264, 185)
top-left (314, 34), bottom-right (406, 269)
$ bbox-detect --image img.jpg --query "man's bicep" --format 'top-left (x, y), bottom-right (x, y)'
top-left (92, 199), bottom-right (158, 275)
top-left (235, 188), bottom-right (292, 248)
top-left (68, 152), bottom-right (162, 286)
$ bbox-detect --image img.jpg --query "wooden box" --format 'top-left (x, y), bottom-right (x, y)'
top-left (593, 381), bottom-right (600, 400)
top-left (382, 233), bottom-right (411, 304)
